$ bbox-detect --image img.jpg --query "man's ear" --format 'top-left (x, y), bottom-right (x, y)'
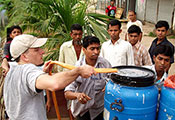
top-left (153, 55), bottom-right (156, 63)
top-left (20, 53), bottom-right (29, 62)
top-left (82, 47), bottom-right (86, 53)
top-left (119, 29), bottom-right (122, 33)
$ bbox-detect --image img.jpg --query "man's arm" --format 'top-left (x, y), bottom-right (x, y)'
top-left (127, 44), bottom-right (135, 65)
top-left (36, 62), bottom-right (96, 91)
top-left (1, 58), bottom-right (9, 76)
top-left (142, 48), bottom-right (152, 66)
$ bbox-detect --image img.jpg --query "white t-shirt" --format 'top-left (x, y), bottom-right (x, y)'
top-left (4, 63), bottom-right (46, 120)
top-left (127, 20), bottom-right (143, 32)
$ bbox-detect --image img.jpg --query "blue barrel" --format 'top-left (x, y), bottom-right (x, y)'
top-left (158, 86), bottom-right (175, 120)
top-left (104, 66), bottom-right (159, 120)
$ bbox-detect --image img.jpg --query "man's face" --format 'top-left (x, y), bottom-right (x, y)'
top-left (156, 27), bottom-right (167, 40)
top-left (154, 54), bottom-right (170, 72)
top-left (24, 48), bottom-right (45, 66)
top-left (108, 25), bottom-right (121, 41)
top-left (128, 11), bottom-right (136, 22)
top-left (110, 1), bottom-right (115, 6)
top-left (83, 43), bottom-right (100, 61)
top-left (10, 28), bottom-right (22, 39)
top-left (128, 33), bottom-right (140, 46)
top-left (70, 30), bottom-right (83, 42)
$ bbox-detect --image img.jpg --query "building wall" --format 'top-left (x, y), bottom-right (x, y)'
top-left (137, 0), bottom-right (174, 29)
top-left (136, 0), bottom-right (146, 21)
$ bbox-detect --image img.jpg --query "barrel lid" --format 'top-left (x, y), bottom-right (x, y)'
top-left (110, 66), bottom-right (156, 87)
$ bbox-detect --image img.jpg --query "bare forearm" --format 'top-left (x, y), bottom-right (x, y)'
top-left (36, 64), bottom-right (95, 91)
top-left (64, 91), bottom-right (78, 100)
top-left (36, 67), bottom-right (81, 91)
top-left (1, 58), bottom-right (9, 70)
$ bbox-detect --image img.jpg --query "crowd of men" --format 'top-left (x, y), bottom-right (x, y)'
top-left (1, 8), bottom-right (175, 120)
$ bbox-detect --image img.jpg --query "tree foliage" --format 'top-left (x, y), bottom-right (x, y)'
top-left (0, 0), bottom-right (111, 61)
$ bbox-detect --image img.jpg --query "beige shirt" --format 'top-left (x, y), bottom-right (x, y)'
top-left (132, 42), bottom-right (152, 66)
top-left (100, 39), bottom-right (135, 67)
top-left (58, 40), bottom-right (84, 71)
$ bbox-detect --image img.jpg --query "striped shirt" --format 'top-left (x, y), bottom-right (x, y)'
top-left (65, 56), bottom-right (111, 120)
top-left (132, 42), bottom-right (152, 66)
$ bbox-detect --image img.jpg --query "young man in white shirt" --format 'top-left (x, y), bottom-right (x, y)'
top-left (100, 19), bottom-right (134, 67)
top-left (125, 10), bottom-right (143, 41)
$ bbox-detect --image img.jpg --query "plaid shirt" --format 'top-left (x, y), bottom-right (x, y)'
top-left (132, 42), bottom-right (152, 66)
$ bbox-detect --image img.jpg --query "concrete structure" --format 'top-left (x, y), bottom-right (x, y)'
top-left (96, 0), bottom-right (175, 32)
top-left (136, 0), bottom-right (175, 32)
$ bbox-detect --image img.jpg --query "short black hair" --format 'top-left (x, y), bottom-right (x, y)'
top-left (83, 36), bottom-right (100, 49)
top-left (153, 44), bottom-right (173, 57)
top-left (129, 10), bottom-right (136, 15)
top-left (108, 19), bottom-right (121, 29)
top-left (111, 0), bottom-right (115, 2)
top-left (128, 25), bottom-right (141, 35)
top-left (155, 20), bottom-right (169, 30)
top-left (70, 23), bottom-right (83, 32)
top-left (7, 25), bottom-right (22, 42)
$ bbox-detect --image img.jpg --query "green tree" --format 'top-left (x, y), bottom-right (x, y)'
top-left (0, 0), bottom-right (111, 61)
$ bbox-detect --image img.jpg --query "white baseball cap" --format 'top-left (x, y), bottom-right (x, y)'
top-left (10, 34), bottom-right (48, 59)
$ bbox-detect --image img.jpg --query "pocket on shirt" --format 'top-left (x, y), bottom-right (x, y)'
top-left (94, 79), bottom-right (106, 91)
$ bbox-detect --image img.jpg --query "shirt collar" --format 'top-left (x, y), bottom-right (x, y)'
top-left (152, 65), bottom-right (167, 81)
top-left (154, 37), bottom-right (168, 44)
top-left (134, 42), bottom-right (141, 49)
top-left (67, 40), bottom-right (73, 48)
top-left (109, 38), bottom-right (122, 45)
top-left (80, 55), bottom-right (102, 68)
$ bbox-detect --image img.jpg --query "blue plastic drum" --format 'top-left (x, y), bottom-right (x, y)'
top-left (158, 86), bottom-right (175, 120)
top-left (104, 66), bottom-right (159, 120)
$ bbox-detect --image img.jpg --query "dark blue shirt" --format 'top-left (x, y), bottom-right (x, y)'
top-left (148, 37), bottom-right (174, 64)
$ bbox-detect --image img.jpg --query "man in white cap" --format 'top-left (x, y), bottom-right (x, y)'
top-left (3, 34), bottom-right (96, 120)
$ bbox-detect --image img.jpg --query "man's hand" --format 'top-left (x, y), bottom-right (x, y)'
top-left (2, 67), bottom-right (9, 77)
top-left (76, 93), bottom-right (91, 104)
top-left (78, 65), bottom-right (96, 78)
top-left (43, 61), bottom-right (54, 73)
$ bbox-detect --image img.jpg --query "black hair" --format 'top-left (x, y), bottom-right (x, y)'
top-left (83, 36), bottom-right (100, 49)
top-left (111, 0), bottom-right (115, 2)
top-left (70, 23), bottom-right (82, 32)
top-left (7, 25), bottom-right (22, 42)
top-left (153, 45), bottom-right (173, 57)
top-left (128, 25), bottom-right (141, 35)
top-left (108, 19), bottom-right (121, 30)
top-left (155, 20), bottom-right (169, 30)
top-left (129, 10), bottom-right (136, 15)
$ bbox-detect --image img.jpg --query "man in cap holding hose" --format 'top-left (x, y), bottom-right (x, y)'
top-left (3, 34), bottom-right (96, 120)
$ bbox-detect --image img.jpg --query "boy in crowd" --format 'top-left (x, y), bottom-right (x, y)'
top-left (125, 10), bottom-right (143, 41)
top-left (148, 20), bottom-right (174, 72)
top-left (100, 19), bottom-right (134, 67)
top-left (105, 0), bottom-right (117, 18)
top-left (145, 45), bottom-right (173, 89)
top-left (128, 25), bottom-right (152, 66)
